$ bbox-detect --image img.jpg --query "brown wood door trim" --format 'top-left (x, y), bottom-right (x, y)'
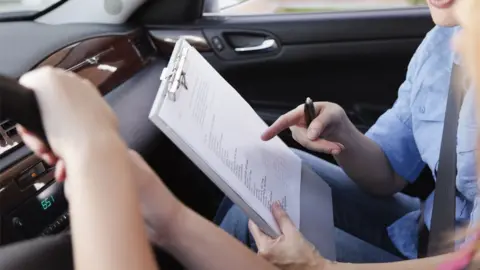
top-left (35, 28), bottom-right (157, 96)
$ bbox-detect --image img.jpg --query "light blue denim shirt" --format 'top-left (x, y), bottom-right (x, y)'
top-left (365, 26), bottom-right (478, 259)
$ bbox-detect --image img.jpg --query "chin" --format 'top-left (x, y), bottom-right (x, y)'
top-left (428, 0), bottom-right (459, 26)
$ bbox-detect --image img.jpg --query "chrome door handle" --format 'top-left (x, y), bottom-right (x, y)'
top-left (234, 39), bottom-right (278, 53)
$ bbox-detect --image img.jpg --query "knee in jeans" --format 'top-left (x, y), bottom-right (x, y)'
top-left (290, 147), bottom-right (352, 188)
top-left (219, 205), bottom-right (258, 251)
top-left (220, 205), bottom-right (249, 236)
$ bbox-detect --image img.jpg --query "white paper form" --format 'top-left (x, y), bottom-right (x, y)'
top-left (153, 41), bottom-right (302, 233)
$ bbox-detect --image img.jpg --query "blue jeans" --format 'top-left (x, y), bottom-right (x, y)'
top-left (217, 149), bottom-right (421, 263)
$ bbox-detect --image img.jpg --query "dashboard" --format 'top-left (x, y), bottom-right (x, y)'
top-left (0, 26), bottom-right (163, 246)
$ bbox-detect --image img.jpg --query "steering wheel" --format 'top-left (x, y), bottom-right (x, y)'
top-left (0, 233), bottom-right (73, 270)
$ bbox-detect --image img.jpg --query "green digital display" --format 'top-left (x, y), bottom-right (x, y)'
top-left (41, 195), bottom-right (55, 210)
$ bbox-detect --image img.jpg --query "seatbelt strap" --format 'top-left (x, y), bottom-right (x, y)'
top-left (427, 64), bottom-right (465, 256)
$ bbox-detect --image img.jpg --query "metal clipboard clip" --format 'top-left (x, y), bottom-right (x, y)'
top-left (160, 46), bottom-right (190, 101)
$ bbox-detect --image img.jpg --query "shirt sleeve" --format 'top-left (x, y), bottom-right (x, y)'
top-left (365, 42), bottom-right (426, 183)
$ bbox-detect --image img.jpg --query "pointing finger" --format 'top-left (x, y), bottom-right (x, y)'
top-left (261, 106), bottom-right (304, 141)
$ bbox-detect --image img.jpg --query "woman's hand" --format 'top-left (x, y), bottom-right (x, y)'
top-left (261, 102), bottom-right (347, 155)
top-left (17, 67), bottom-right (160, 270)
top-left (22, 120), bottom-right (184, 246)
top-left (17, 66), bottom-right (119, 181)
top-left (249, 202), bottom-right (331, 270)
top-left (17, 65), bottom-right (184, 245)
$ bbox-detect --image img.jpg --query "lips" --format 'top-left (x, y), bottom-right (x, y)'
top-left (428, 0), bottom-right (455, 9)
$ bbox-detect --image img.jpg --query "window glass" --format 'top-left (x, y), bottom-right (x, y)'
top-left (0, 0), bottom-right (62, 15)
top-left (205, 0), bottom-right (427, 15)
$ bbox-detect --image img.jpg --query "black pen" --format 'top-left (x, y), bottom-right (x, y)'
top-left (304, 97), bottom-right (316, 127)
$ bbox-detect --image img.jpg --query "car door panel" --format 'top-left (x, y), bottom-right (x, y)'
top-left (201, 9), bottom-right (432, 43)
top-left (197, 9), bottom-right (434, 127)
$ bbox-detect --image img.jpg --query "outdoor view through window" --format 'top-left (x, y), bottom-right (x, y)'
top-left (0, 0), bottom-right (60, 13)
top-left (0, 0), bottom-right (425, 15)
top-left (0, 0), bottom-right (427, 15)
top-left (209, 0), bottom-right (427, 14)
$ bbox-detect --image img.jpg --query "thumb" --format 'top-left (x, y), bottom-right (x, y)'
top-left (248, 220), bottom-right (272, 248)
top-left (271, 202), bottom-right (297, 236)
top-left (306, 109), bottom-right (331, 140)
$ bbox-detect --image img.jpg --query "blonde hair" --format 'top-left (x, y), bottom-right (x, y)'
top-left (449, 0), bottom-right (480, 267)
top-left (455, 0), bottom-right (480, 91)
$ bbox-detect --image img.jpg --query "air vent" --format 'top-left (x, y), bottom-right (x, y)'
top-left (0, 119), bottom-right (20, 146)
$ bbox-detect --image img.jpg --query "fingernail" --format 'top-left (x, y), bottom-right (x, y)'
top-left (307, 128), bottom-right (318, 140)
top-left (275, 201), bottom-right (283, 211)
top-left (331, 149), bottom-right (340, 155)
top-left (271, 201), bottom-right (279, 210)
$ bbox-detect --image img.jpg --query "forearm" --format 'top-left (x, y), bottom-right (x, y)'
top-left (331, 120), bottom-right (406, 195)
top-left (325, 253), bottom-right (455, 270)
top-left (66, 137), bottom-right (158, 270)
top-left (160, 206), bottom-right (278, 270)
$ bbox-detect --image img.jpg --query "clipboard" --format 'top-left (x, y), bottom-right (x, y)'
top-left (150, 39), bottom-right (279, 235)
top-left (149, 38), bottom-right (336, 260)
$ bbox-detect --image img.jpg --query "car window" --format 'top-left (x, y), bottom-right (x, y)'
top-left (205, 0), bottom-right (427, 15)
top-left (0, 0), bottom-right (63, 16)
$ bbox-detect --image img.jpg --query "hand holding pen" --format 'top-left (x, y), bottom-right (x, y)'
top-left (261, 97), bottom-right (346, 155)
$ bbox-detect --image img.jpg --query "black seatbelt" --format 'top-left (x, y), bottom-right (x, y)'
top-left (426, 64), bottom-right (465, 256)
